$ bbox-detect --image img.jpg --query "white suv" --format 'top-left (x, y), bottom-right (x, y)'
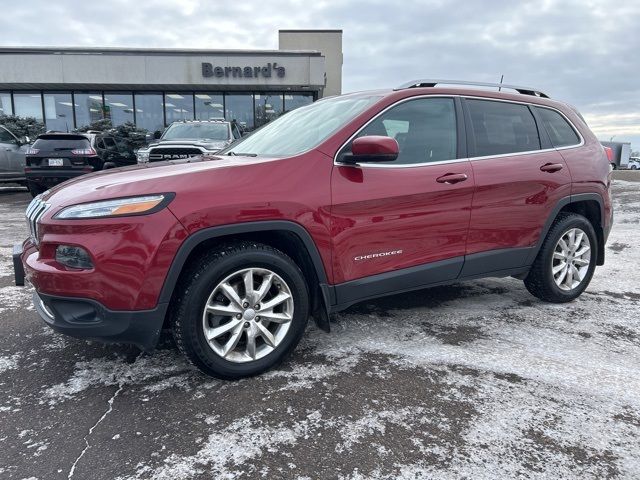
top-left (628, 157), bottom-right (639, 170)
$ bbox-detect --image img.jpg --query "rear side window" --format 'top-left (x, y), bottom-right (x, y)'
top-left (535, 107), bottom-right (580, 148)
top-left (467, 99), bottom-right (541, 157)
top-left (33, 136), bottom-right (90, 150)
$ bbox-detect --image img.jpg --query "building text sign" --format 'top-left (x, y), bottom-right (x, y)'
top-left (202, 62), bottom-right (285, 79)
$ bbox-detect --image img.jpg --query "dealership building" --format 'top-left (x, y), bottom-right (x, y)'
top-left (0, 30), bottom-right (342, 133)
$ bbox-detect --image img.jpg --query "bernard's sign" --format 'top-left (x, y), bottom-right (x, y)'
top-left (202, 62), bottom-right (286, 79)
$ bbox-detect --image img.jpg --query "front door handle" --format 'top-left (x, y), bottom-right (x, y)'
top-left (436, 173), bottom-right (468, 184)
top-left (540, 163), bottom-right (563, 173)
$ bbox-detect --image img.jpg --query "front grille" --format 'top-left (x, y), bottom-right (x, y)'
top-left (25, 197), bottom-right (50, 245)
top-left (148, 147), bottom-right (203, 161)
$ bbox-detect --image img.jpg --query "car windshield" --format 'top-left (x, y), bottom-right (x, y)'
top-left (223, 93), bottom-right (383, 157)
top-left (162, 123), bottom-right (230, 141)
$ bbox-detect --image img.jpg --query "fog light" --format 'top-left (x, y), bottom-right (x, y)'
top-left (55, 245), bottom-right (93, 269)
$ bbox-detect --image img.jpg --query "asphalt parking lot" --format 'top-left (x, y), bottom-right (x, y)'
top-left (1, 173), bottom-right (639, 479)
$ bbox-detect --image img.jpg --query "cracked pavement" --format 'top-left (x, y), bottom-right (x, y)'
top-left (0, 173), bottom-right (639, 479)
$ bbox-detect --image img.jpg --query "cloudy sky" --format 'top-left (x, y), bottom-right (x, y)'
top-left (2, 0), bottom-right (639, 149)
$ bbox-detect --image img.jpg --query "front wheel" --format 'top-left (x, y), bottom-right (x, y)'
top-left (170, 242), bottom-right (309, 379)
top-left (524, 212), bottom-right (597, 303)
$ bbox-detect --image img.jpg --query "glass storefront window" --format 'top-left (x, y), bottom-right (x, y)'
top-left (165, 93), bottom-right (194, 124)
top-left (43, 92), bottom-right (75, 131)
top-left (104, 92), bottom-right (134, 126)
top-left (74, 92), bottom-right (104, 129)
top-left (0, 92), bottom-right (13, 116)
top-left (225, 94), bottom-right (254, 131)
top-left (134, 93), bottom-right (164, 133)
top-left (194, 93), bottom-right (224, 121)
top-left (255, 94), bottom-right (283, 127)
top-left (13, 93), bottom-right (43, 121)
top-left (284, 93), bottom-right (314, 113)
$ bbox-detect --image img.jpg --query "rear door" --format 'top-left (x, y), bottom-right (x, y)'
top-left (461, 98), bottom-right (572, 275)
top-left (331, 96), bottom-right (474, 288)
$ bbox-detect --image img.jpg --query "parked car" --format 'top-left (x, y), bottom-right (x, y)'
top-left (24, 132), bottom-right (136, 196)
top-left (0, 125), bottom-right (30, 186)
top-left (136, 120), bottom-right (242, 163)
top-left (628, 157), bottom-right (639, 170)
top-left (14, 79), bottom-right (613, 379)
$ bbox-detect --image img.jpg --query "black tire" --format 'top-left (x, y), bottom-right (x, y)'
top-left (26, 181), bottom-right (46, 198)
top-left (524, 212), bottom-right (597, 303)
top-left (170, 242), bottom-right (309, 379)
top-left (631, 165), bottom-right (638, 170)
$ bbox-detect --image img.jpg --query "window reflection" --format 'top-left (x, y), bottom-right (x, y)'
top-left (74, 92), bottom-right (104, 128)
top-left (194, 93), bottom-right (224, 121)
top-left (255, 93), bottom-right (283, 127)
top-left (135, 93), bottom-right (164, 133)
top-left (225, 94), bottom-right (254, 131)
top-left (43, 92), bottom-right (75, 131)
top-left (0, 92), bottom-right (13, 116)
top-left (284, 94), bottom-right (313, 113)
top-left (13, 93), bottom-right (43, 121)
top-left (104, 93), bottom-right (134, 126)
top-left (165, 93), bottom-right (194, 124)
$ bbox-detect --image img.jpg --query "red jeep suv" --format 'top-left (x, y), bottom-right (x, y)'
top-left (14, 80), bottom-right (613, 379)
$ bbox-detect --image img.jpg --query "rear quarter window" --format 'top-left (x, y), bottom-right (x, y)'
top-left (467, 99), bottom-right (541, 157)
top-left (534, 107), bottom-right (581, 148)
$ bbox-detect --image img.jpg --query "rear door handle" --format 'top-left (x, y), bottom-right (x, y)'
top-left (540, 163), bottom-right (563, 173)
top-left (436, 173), bottom-right (468, 184)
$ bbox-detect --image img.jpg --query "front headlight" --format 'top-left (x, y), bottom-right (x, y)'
top-left (137, 150), bottom-right (150, 163)
top-left (54, 194), bottom-right (174, 219)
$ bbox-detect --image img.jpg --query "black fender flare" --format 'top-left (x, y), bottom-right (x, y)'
top-left (525, 193), bottom-right (606, 265)
top-left (157, 220), bottom-right (331, 307)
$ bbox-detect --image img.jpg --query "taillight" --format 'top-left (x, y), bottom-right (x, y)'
top-left (603, 146), bottom-right (614, 162)
top-left (71, 147), bottom-right (97, 156)
top-left (26, 148), bottom-right (39, 155)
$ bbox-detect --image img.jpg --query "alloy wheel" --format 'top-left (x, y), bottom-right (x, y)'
top-left (551, 228), bottom-right (591, 291)
top-left (202, 268), bottom-right (294, 363)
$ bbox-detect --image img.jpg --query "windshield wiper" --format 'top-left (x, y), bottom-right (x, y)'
top-left (227, 152), bottom-right (257, 157)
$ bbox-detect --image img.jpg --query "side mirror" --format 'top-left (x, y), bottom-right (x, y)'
top-left (341, 136), bottom-right (399, 165)
top-left (18, 136), bottom-right (30, 146)
top-left (153, 131), bottom-right (162, 140)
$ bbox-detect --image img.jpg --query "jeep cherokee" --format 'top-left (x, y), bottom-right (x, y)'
top-left (14, 80), bottom-right (613, 379)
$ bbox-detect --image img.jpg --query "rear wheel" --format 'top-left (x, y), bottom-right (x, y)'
top-left (170, 242), bottom-right (309, 379)
top-left (26, 181), bottom-right (46, 198)
top-left (524, 212), bottom-right (597, 303)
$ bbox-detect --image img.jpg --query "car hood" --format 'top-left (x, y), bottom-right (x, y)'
top-left (145, 139), bottom-right (230, 150)
top-left (42, 155), bottom-right (280, 208)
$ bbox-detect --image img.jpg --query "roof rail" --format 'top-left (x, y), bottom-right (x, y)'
top-left (394, 79), bottom-right (549, 98)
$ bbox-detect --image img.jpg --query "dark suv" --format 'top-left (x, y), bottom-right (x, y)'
top-left (15, 80), bottom-right (613, 379)
top-left (24, 132), bottom-right (136, 196)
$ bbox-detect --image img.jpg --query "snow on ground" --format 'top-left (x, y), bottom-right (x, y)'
top-left (0, 178), bottom-right (639, 479)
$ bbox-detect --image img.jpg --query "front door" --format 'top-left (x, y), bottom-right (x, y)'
top-left (0, 127), bottom-right (22, 177)
top-left (331, 97), bottom-right (474, 294)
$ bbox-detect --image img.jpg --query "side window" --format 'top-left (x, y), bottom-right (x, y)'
top-left (0, 128), bottom-right (17, 144)
top-left (467, 99), bottom-right (541, 157)
top-left (349, 97), bottom-right (457, 165)
top-left (535, 107), bottom-right (580, 148)
top-left (103, 138), bottom-right (117, 150)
